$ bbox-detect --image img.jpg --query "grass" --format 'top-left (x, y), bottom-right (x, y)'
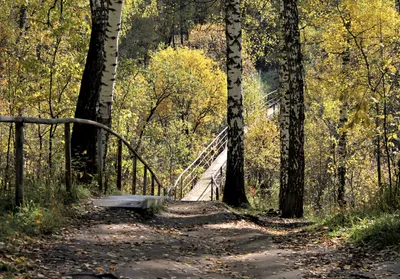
top-left (317, 210), bottom-right (400, 250)
top-left (0, 183), bottom-right (93, 241)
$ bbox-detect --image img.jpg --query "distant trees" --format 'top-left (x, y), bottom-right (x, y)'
top-left (303, 0), bottom-right (400, 211)
top-left (223, 0), bottom-right (249, 207)
top-left (113, 48), bottom-right (227, 184)
top-left (278, 0), bottom-right (305, 218)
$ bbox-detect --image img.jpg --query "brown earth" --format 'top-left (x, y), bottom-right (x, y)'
top-left (1, 201), bottom-right (399, 279)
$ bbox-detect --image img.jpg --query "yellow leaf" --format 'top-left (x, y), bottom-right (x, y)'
top-left (95, 267), bottom-right (105, 273)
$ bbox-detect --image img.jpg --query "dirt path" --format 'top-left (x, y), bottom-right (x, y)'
top-left (2, 201), bottom-right (399, 279)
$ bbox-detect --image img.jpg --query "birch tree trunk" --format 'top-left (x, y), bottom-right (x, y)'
top-left (223, 0), bottom-right (249, 207)
top-left (279, 0), bottom-right (305, 218)
top-left (97, 0), bottom-right (123, 162)
top-left (71, 0), bottom-right (108, 177)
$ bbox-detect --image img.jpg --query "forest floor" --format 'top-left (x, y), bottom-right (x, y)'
top-left (1, 201), bottom-right (399, 279)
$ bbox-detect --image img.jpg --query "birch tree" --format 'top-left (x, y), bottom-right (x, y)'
top-left (279, 0), bottom-right (305, 218)
top-left (223, 0), bottom-right (249, 207)
top-left (71, 0), bottom-right (123, 177)
top-left (97, 0), bottom-right (123, 161)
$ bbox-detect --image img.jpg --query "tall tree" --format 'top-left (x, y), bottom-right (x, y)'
top-left (278, 0), bottom-right (305, 218)
top-left (97, 0), bottom-right (123, 156)
top-left (223, 0), bottom-right (249, 207)
top-left (337, 40), bottom-right (350, 209)
top-left (71, 0), bottom-right (108, 175)
top-left (72, 0), bottom-right (123, 176)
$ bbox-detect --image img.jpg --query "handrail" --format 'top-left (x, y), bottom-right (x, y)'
top-left (169, 89), bottom-right (280, 200)
top-left (208, 97), bottom-right (279, 201)
top-left (248, 89), bottom-right (278, 107)
top-left (0, 116), bottom-right (165, 205)
top-left (210, 160), bottom-right (226, 201)
top-left (168, 127), bottom-right (228, 198)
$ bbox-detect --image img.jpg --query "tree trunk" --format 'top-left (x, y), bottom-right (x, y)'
top-left (71, 0), bottom-right (108, 177)
top-left (375, 103), bottom-right (383, 206)
top-left (223, 0), bottom-right (249, 207)
top-left (337, 103), bottom-right (347, 208)
top-left (97, 0), bottom-right (123, 166)
top-left (278, 0), bottom-right (305, 218)
top-left (337, 43), bottom-right (350, 208)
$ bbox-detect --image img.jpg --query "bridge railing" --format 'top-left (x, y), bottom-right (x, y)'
top-left (168, 127), bottom-right (228, 200)
top-left (209, 95), bottom-right (280, 201)
top-left (0, 116), bottom-right (165, 207)
top-left (210, 160), bottom-right (226, 201)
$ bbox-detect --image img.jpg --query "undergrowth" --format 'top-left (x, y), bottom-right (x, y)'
top-left (0, 184), bottom-right (92, 241)
top-left (318, 210), bottom-right (400, 250)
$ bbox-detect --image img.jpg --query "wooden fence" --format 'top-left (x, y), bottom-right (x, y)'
top-left (0, 116), bottom-right (165, 206)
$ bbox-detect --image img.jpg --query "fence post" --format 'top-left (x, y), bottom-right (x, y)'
top-left (216, 183), bottom-right (219, 201)
top-left (97, 128), bottom-right (103, 192)
top-left (151, 175), bottom-right (155, 195)
top-left (143, 166), bottom-right (147, 195)
top-left (180, 178), bottom-right (183, 200)
top-left (210, 180), bottom-right (213, 201)
top-left (117, 139), bottom-right (122, 191)
top-left (64, 123), bottom-right (72, 194)
top-left (15, 122), bottom-right (24, 207)
top-left (174, 184), bottom-right (177, 200)
top-left (132, 155), bottom-right (137, 194)
top-left (157, 182), bottom-right (161, 196)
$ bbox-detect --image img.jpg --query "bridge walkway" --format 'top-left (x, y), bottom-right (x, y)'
top-left (182, 148), bottom-right (227, 201)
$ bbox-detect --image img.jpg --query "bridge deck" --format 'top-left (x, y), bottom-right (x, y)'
top-left (182, 148), bottom-right (227, 201)
top-left (93, 195), bottom-right (167, 209)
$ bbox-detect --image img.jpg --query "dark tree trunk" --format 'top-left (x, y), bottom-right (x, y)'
top-left (278, 0), bottom-right (305, 218)
top-left (71, 0), bottom-right (108, 176)
top-left (337, 103), bottom-right (347, 207)
top-left (223, 0), bottom-right (249, 207)
top-left (337, 44), bottom-right (350, 208)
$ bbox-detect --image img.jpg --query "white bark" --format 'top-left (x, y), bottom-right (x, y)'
top-left (223, 0), bottom-right (248, 206)
top-left (97, 0), bottom-right (123, 127)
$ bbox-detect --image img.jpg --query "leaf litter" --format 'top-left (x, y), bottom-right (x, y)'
top-left (0, 201), bottom-right (399, 279)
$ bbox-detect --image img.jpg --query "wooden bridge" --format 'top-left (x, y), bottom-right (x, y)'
top-left (169, 91), bottom-right (279, 201)
top-left (0, 91), bottom-right (278, 208)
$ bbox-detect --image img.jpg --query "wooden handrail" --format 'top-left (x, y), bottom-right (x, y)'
top-left (0, 116), bottom-right (164, 203)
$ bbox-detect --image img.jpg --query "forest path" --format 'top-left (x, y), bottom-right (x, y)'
top-left (5, 201), bottom-right (400, 279)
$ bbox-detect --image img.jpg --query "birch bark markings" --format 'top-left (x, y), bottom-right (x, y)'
top-left (223, 0), bottom-right (249, 207)
top-left (279, 0), bottom-right (305, 218)
top-left (71, 0), bottom-right (108, 175)
top-left (72, 0), bottom-right (123, 176)
top-left (97, 0), bottom-right (123, 129)
top-left (97, 0), bottom-right (123, 165)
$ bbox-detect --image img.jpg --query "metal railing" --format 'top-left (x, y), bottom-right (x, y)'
top-left (0, 116), bottom-right (165, 206)
top-left (211, 97), bottom-right (280, 201)
top-left (169, 90), bottom-right (280, 201)
top-left (168, 127), bottom-right (228, 200)
top-left (210, 161), bottom-right (226, 201)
